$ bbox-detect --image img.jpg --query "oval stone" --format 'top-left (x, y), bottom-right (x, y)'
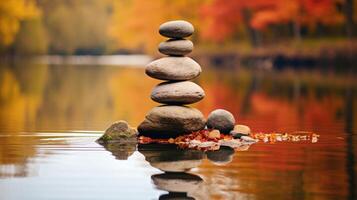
top-left (158, 39), bottom-right (193, 56)
top-left (159, 20), bottom-right (194, 38)
top-left (207, 109), bottom-right (235, 133)
top-left (138, 105), bottom-right (206, 138)
top-left (151, 81), bottom-right (205, 104)
top-left (145, 57), bottom-right (201, 81)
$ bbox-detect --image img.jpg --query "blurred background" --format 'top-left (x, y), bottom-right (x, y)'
top-left (0, 1), bottom-right (357, 199)
top-left (0, 0), bottom-right (356, 132)
top-left (0, 0), bottom-right (356, 56)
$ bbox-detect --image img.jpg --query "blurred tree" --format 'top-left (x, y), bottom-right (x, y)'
top-left (13, 19), bottom-right (48, 55)
top-left (200, 0), bottom-right (274, 45)
top-left (108, 0), bottom-right (207, 53)
top-left (344, 0), bottom-right (355, 37)
top-left (0, 0), bottom-right (39, 48)
top-left (38, 0), bottom-right (111, 54)
top-left (200, 0), bottom-right (344, 44)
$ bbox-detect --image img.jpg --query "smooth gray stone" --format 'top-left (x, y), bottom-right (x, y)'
top-left (159, 20), bottom-right (194, 38)
top-left (151, 81), bottom-right (205, 104)
top-left (145, 57), bottom-right (201, 81)
top-left (158, 39), bottom-right (193, 56)
top-left (138, 105), bottom-right (206, 138)
top-left (207, 109), bottom-right (235, 133)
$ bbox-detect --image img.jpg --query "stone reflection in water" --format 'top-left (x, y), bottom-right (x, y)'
top-left (152, 173), bottom-right (203, 200)
top-left (138, 144), bottom-right (240, 199)
top-left (206, 146), bottom-right (235, 165)
top-left (100, 142), bottom-right (137, 160)
top-left (139, 144), bottom-right (206, 199)
top-left (138, 144), bottom-right (204, 172)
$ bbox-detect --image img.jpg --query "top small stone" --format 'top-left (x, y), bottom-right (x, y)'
top-left (159, 20), bottom-right (194, 38)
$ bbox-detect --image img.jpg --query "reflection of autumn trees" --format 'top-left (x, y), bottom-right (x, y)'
top-left (0, 63), bottom-right (45, 177)
top-left (0, 64), bottom-right (354, 131)
top-left (108, 68), bottom-right (159, 126)
top-left (197, 139), bottom-right (349, 199)
top-left (36, 65), bottom-right (113, 130)
top-left (0, 63), bottom-right (355, 180)
top-left (195, 70), bottom-right (355, 198)
top-left (197, 69), bottom-right (355, 134)
top-left (0, 63), bottom-right (47, 131)
top-left (0, 64), bottom-right (159, 130)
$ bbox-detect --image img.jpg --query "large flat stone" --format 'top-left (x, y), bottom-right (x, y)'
top-left (151, 81), bottom-right (205, 104)
top-left (145, 57), bottom-right (201, 81)
top-left (138, 105), bottom-right (206, 138)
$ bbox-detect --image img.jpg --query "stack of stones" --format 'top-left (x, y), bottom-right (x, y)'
top-left (138, 20), bottom-right (206, 139)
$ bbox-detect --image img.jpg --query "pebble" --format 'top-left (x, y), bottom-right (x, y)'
top-left (207, 109), bottom-right (235, 133)
top-left (208, 129), bottom-right (220, 139)
top-left (159, 20), bottom-right (194, 38)
top-left (241, 136), bottom-right (257, 143)
top-left (145, 56), bottom-right (201, 81)
top-left (151, 81), bottom-right (205, 104)
top-left (230, 124), bottom-right (251, 138)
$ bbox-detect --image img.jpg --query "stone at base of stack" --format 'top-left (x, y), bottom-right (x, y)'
top-left (138, 20), bottom-right (206, 138)
top-left (138, 106), bottom-right (206, 138)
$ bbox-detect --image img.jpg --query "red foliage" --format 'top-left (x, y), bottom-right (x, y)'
top-left (200, 0), bottom-right (343, 41)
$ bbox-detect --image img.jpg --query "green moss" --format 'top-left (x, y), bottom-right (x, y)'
top-left (100, 134), bottom-right (113, 141)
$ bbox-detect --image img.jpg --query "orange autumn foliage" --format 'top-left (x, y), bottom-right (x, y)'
top-left (200, 0), bottom-right (344, 42)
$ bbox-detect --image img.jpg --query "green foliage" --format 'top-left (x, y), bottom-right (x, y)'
top-left (100, 134), bottom-right (113, 141)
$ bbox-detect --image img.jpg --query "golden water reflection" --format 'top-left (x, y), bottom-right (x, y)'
top-left (0, 61), bottom-right (356, 199)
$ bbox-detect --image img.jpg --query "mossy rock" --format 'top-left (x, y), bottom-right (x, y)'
top-left (97, 120), bottom-right (138, 144)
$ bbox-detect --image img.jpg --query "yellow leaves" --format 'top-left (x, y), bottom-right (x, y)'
top-left (251, 132), bottom-right (320, 143)
top-left (108, 0), bottom-right (208, 53)
top-left (0, 0), bottom-right (39, 46)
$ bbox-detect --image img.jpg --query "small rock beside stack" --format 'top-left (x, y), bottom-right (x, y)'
top-left (138, 20), bottom-right (206, 139)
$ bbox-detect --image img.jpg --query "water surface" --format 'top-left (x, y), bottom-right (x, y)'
top-left (0, 61), bottom-right (356, 199)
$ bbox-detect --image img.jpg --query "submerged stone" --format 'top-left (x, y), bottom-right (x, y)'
top-left (138, 105), bottom-right (206, 138)
top-left (151, 81), bottom-right (205, 104)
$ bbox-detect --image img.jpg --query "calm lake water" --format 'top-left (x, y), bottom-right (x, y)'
top-left (0, 59), bottom-right (356, 200)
